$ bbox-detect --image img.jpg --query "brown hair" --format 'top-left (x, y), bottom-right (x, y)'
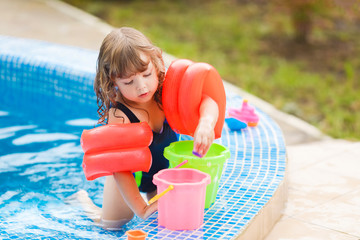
top-left (94, 27), bottom-right (165, 124)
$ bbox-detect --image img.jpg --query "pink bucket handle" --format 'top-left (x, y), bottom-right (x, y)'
top-left (148, 185), bottom-right (174, 205)
top-left (174, 159), bottom-right (188, 168)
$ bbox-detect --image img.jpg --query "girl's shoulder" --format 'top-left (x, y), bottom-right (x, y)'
top-left (109, 101), bottom-right (165, 132)
top-left (109, 101), bottom-right (147, 124)
top-left (108, 105), bottom-right (131, 124)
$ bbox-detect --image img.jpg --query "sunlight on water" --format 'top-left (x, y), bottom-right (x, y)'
top-left (0, 105), bottom-right (141, 239)
top-left (0, 125), bottom-right (38, 140)
top-left (0, 110), bottom-right (9, 116)
top-left (12, 133), bottom-right (79, 145)
top-left (65, 118), bottom-right (98, 127)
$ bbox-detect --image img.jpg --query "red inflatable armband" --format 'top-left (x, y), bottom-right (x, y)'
top-left (162, 59), bottom-right (226, 138)
top-left (80, 122), bottom-right (153, 181)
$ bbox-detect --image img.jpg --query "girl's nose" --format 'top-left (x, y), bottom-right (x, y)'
top-left (136, 78), bottom-right (147, 92)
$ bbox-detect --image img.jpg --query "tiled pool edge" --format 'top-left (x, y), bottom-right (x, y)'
top-left (159, 41), bottom-right (289, 240)
top-left (236, 176), bottom-right (288, 239)
top-left (0, 36), bottom-right (287, 239)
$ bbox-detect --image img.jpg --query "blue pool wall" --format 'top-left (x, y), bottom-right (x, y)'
top-left (0, 35), bottom-right (98, 119)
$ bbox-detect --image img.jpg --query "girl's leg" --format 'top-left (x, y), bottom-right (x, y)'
top-left (66, 175), bottom-right (135, 230)
top-left (112, 172), bottom-right (158, 219)
top-left (65, 189), bottom-right (102, 223)
top-left (101, 175), bottom-right (134, 227)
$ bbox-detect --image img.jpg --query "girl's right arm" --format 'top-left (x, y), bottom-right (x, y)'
top-left (108, 107), bottom-right (157, 219)
top-left (113, 171), bottom-right (157, 219)
top-left (193, 95), bottom-right (219, 157)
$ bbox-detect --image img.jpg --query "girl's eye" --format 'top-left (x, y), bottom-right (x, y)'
top-left (144, 72), bottom-right (152, 77)
top-left (124, 80), bottom-right (133, 85)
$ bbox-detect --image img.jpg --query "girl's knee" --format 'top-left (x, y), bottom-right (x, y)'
top-left (100, 217), bottom-right (133, 230)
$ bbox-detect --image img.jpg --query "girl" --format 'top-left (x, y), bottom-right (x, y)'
top-left (77, 27), bottom-right (219, 230)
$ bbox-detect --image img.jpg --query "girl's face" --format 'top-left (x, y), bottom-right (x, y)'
top-left (114, 53), bottom-right (159, 105)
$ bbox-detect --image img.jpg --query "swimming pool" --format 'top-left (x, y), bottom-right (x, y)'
top-left (0, 36), bottom-right (287, 239)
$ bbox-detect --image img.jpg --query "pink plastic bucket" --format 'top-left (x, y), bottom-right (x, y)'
top-left (153, 168), bottom-right (211, 230)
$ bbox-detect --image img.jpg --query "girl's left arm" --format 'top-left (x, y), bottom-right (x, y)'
top-left (193, 95), bottom-right (219, 157)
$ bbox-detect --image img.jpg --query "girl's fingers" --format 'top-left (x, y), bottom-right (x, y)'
top-left (194, 135), bottom-right (210, 157)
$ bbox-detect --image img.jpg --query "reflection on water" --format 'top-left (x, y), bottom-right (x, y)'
top-left (0, 105), bottom-right (141, 239)
top-left (12, 133), bottom-right (79, 145)
top-left (65, 118), bottom-right (98, 127)
top-left (0, 125), bottom-right (37, 140)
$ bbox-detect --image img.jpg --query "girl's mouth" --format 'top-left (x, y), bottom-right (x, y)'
top-left (139, 92), bottom-right (149, 98)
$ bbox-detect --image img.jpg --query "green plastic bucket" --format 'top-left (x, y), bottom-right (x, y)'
top-left (164, 140), bottom-right (230, 208)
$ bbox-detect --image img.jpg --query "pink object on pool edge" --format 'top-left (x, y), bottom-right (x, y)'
top-left (228, 99), bottom-right (259, 127)
top-left (153, 168), bottom-right (211, 230)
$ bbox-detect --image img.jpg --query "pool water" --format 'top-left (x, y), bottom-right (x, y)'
top-left (0, 97), bottom-right (143, 239)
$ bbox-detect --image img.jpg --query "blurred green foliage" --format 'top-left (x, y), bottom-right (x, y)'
top-left (62, 0), bottom-right (360, 140)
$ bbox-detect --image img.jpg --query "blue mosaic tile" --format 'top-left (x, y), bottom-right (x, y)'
top-left (0, 35), bottom-right (286, 239)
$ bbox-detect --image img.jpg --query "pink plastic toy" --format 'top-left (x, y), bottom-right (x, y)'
top-left (153, 168), bottom-right (211, 230)
top-left (228, 99), bottom-right (259, 127)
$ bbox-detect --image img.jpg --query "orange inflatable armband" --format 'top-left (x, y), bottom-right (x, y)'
top-left (80, 122), bottom-right (153, 181)
top-left (162, 59), bottom-right (226, 138)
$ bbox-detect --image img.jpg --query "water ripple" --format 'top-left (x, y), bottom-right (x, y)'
top-left (0, 125), bottom-right (37, 140)
top-left (12, 133), bottom-right (79, 145)
top-left (65, 118), bottom-right (97, 127)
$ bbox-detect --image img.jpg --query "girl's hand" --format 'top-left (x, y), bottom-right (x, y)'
top-left (193, 95), bottom-right (219, 157)
top-left (193, 117), bottom-right (215, 157)
top-left (113, 172), bottom-right (158, 220)
top-left (142, 201), bottom-right (158, 220)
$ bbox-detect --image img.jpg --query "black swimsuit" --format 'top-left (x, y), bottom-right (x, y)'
top-left (115, 102), bottom-right (178, 193)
